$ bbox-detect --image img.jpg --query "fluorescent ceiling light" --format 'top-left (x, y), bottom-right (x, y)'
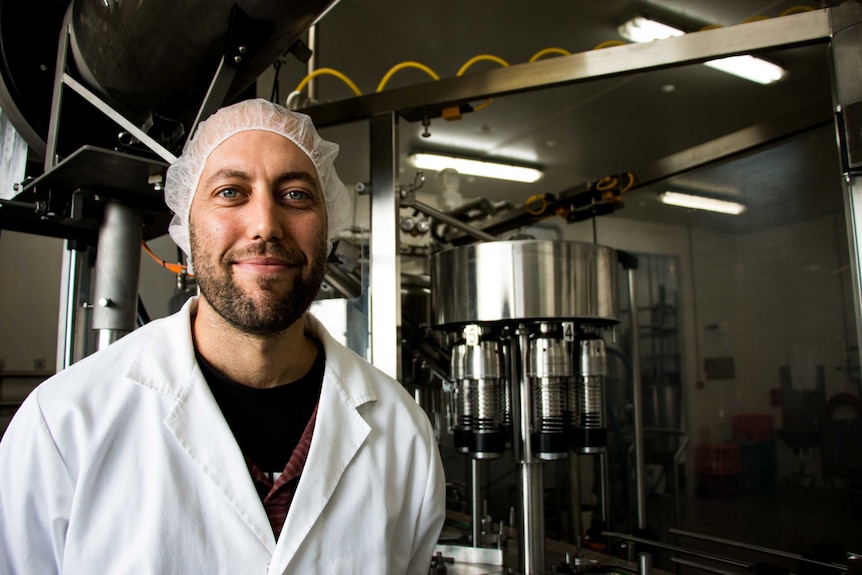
top-left (618, 16), bottom-right (684, 42)
top-left (703, 55), bottom-right (785, 85)
top-left (659, 191), bottom-right (746, 215)
top-left (409, 152), bottom-right (543, 183)
top-left (618, 17), bottom-right (785, 85)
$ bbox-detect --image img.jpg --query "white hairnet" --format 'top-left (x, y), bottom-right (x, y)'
top-left (164, 98), bottom-right (351, 262)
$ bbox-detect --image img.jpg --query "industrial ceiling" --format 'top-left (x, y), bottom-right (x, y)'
top-left (271, 0), bottom-right (845, 235)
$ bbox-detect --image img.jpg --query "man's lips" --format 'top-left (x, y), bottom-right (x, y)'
top-left (232, 257), bottom-right (299, 272)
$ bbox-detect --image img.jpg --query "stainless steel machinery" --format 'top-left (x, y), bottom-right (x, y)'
top-left (430, 239), bottom-right (619, 573)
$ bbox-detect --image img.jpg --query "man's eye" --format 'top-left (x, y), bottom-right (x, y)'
top-left (218, 188), bottom-right (239, 199)
top-left (285, 190), bottom-right (309, 201)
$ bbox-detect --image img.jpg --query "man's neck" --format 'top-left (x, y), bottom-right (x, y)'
top-left (191, 298), bottom-right (318, 389)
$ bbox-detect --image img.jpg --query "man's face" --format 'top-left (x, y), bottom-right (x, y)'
top-left (188, 130), bottom-right (328, 335)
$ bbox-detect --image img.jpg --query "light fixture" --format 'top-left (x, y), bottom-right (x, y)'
top-left (618, 16), bottom-right (684, 43)
top-left (409, 152), bottom-right (543, 183)
top-left (618, 17), bottom-right (786, 85)
top-left (703, 55), bottom-right (785, 85)
top-left (659, 191), bottom-right (746, 215)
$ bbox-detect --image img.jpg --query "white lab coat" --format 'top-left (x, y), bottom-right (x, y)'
top-left (0, 298), bottom-right (445, 574)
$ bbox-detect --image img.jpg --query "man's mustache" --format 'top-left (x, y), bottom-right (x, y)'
top-left (226, 241), bottom-right (308, 266)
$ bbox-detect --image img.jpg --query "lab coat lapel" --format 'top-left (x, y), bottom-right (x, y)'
top-left (163, 367), bottom-right (277, 554)
top-left (271, 321), bottom-right (373, 570)
top-left (131, 301), bottom-right (276, 555)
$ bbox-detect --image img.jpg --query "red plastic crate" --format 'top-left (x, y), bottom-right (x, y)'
top-left (696, 443), bottom-right (740, 475)
top-left (732, 414), bottom-right (774, 442)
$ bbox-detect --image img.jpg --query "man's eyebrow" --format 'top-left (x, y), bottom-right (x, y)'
top-left (201, 168), bottom-right (251, 188)
top-left (275, 171), bottom-right (321, 193)
top-left (201, 168), bottom-right (320, 193)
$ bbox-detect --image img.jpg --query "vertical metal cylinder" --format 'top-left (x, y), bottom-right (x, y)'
top-left (571, 334), bottom-right (608, 453)
top-left (527, 325), bottom-right (572, 459)
top-left (629, 268), bottom-right (647, 530)
top-left (471, 458), bottom-right (482, 547)
top-left (56, 247), bottom-right (79, 370)
top-left (92, 201), bottom-right (142, 350)
top-left (518, 329), bottom-right (545, 574)
top-left (638, 552), bottom-right (652, 575)
top-left (451, 333), bottom-right (506, 458)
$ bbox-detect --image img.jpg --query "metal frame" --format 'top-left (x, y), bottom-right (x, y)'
top-left (298, 4), bottom-right (862, 568)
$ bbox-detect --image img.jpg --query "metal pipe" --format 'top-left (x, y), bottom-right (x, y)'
top-left (92, 201), bottom-right (142, 350)
top-left (673, 433), bottom-right (689, 526)
top-left (671, 557), bottom-right (742, 575)
top-left (368, 112), bottom-right (401, 379)
top-left (307, 25), bottom-right (318, 101)
top-left (602, 531), bottom-right (750, 569)
top-left (599, 450), bottom-right (610, 529)
top-left (518, 328), bottom-right (544, 574)
top-left (628, 268), bottom-right (647, 530)
top-left (638, 552), bottom-right (652, 575)
top-left (56, 246), bottom-right (79, 370)
top-left (471, 458), bottom-right (482, 547)
top-left (409, 197), bottom-right (498, 243)
top-left (669, 529), bottom-right (847, 571)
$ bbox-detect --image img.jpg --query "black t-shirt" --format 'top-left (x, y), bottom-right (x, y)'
top-left (195, 341), bottom-right (325, 474)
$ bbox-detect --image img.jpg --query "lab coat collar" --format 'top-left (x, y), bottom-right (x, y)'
top-left (125, 298), bottom-right (377, 569)
top-left (127, 298), bottom-right (277, 554)
top-left (270, 312), bottom-right (374, 570)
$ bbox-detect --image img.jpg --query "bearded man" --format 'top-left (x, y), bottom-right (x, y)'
top-left (0, 99), bottom-right (445, 574)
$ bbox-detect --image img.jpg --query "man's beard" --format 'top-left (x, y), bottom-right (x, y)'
top-left (189, 226), bottom-right (327, 336)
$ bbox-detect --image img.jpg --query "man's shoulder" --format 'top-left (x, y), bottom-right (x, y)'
top-left (33, 311), bottom-right (186, 407)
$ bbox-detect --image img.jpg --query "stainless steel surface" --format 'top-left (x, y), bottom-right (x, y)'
top-left (69, 0), bottom-right (340, 128)
top-left (628, 268), bottom-right (647, 531)
top-left (56, 247), bottom-right (79, 370)
top-left (471, 458), bottom-right (482, 547)
top-left (62, 74), bottom-right (177, 164)
top-left (92, 201), bottom-right (141, 350)
top-left (832, 11), bottom-right (862, 390)
top-left (517, 329), bottom-right (545, 574)
top-left (669, 528), bottom-right (849, 570)
top-left (189, 56), bottom-right (238, 141)
top-left (603, 531), bottom-right (750, 569)
top-left (519, 462), bottom-right (545, 574)
top-left (638, 552), bottom-right (652, 575)
top-left (302, 9), bottom-right (834, 127)
top-left (369, 112), bottom-right (400, 377)
top-left (527, 333), bottom-right (571, 460)
top-left (451, 337), bottom-right (506, 458)
top-left (45, 6), bottom-right (71, 170)
top-left (307, 26), bottom-right (318, 102)
top-left (407, 196), bottom-right (499, 243)
top-left (633, 102), bottom-right (832, 191)
top-left (430, 240), bottom-right (618, 329)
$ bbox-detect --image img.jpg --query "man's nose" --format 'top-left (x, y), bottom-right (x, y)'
top-left (249, 193), bottom-right (284, 241)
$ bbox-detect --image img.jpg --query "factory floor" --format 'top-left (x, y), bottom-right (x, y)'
top-left (646, 485), bottom-right (862, 573)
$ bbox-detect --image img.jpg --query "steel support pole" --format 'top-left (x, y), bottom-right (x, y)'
top-left (471, 458), bottom-right (482, 546)
top-left (92, 201), bottom-right (142, 350)
top-left (517, 329), bottom-right (544, 574)
top-left (56, 246), bottom-right (82, 370)
top-left (830, 4), bottom-right (862, 381)
top-left (628, 268), bottom-right (647, 531)
top-left (369, 112), bottom-right (401, 378)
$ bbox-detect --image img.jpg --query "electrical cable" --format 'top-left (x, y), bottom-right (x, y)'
top-left (376, 61), bottom-right (440, 92)
top-left (295, 67), bottom-right (362, 96)
top-left (529, 47), bottom-right (571, 62)
top-left (289, 4), bottom-right (815, 114)
top-left (141, 240), bottom-right (192, 276)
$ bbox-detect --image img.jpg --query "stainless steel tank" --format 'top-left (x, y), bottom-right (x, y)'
top-left (430, 239), bottom-right (618, 328)
top-left (0, 0), bottom-right (340, 156)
